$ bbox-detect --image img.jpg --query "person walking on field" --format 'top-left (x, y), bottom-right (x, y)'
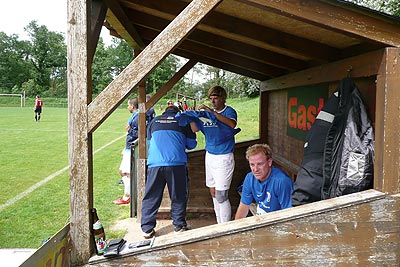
top-left (34, 95), bottom-right (43, 122)
top-left (141, 105), bottom-right (197, 238)
top-left (113, 98), bottom-right (139, 205)
top-left (191, 86), bottom-right (239, 224)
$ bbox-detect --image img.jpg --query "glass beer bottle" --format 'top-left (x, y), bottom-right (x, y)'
top-left (91, 208), bottom-right (106, 255)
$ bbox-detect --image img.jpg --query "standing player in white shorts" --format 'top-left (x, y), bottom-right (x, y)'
top-left (197, 86), bottom-right (238, 223)
top-left (113, 98), bottom-right (139, 205)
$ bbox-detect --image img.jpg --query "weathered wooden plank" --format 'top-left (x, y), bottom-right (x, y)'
top-left (124, 0), bottom-right (340, 62)
top-left (261, 49), bottom-right (384, 91)
top-left (67, 0), bottom-right (92, 264)
top-left (375, 47), bottom-right (400, 194)
top-left (88, 0), bottom-right (223, 132)
top-left (151, 189), bottom-right (385, 249)
top-left (89, 190), bottom-right (390, 265)
top-left (240, 0), bottom-right (400, 47)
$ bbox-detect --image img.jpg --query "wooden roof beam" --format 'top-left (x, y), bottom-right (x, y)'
top-left (137, 28), bottom-right (286, 78)
top-left (88, 0), bottom-right (223, 132)
top-left (103, 0), bottom-right (145, 49)
top-left (177, 41), bottom-right (286, 77)
top-left (239, 0), bottom-right (400, 47)
top-left (132, 14), bottom-right (309, 72)
top-left (261, 49), bottom-right (385, 91)
top-left (175, 50), bottom-right (270, 81)
top-left (122, 0), bottom-right (340, 62)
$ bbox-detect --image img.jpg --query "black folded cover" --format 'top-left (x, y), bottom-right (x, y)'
top-left (103, 238), bottom-right (126, 258)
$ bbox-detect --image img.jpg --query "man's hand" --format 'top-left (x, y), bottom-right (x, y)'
top-left (235, 202), bottom-right (250, 220)
top-left (198, 104), bottom-right (212, 112)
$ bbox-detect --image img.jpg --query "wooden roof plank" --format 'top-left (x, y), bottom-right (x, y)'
top-left (131, 13), bottom-right (309, 71)
top-left (103, 0), bottom-right (145, 49)
top-left (87, 0), bottom-right (223, 132)
top-left (239, 0), bottom-right (400, 47)
top-left (136, 29), bottom-right (286, 77)
top-left (176, 50), bottom-right (270, 80)
top-left (261, 49), bottom-right (384, 91)
top-left (122, 0), bottom-right (341, 61)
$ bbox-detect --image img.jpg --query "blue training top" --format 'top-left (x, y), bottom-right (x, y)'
top-left (240, 167), bottom-right (294, 213)
top-left (176, 106), bottom-right (239, 155)
top-left (147, 109), bottom-right (197, 167)
top-left (125, 110), bottom-right (139, 151)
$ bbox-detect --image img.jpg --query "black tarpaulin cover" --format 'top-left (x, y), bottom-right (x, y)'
top-left (292, 77), bottom-right (374, 205)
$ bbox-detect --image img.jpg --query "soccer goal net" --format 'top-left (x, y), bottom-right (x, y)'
top-left (0, 93), bottom-right (26, 108)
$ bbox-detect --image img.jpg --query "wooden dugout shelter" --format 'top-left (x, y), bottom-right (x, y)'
top-left (64, 0), bottom-right (400, 265)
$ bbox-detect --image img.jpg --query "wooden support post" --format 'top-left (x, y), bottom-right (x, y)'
top-left (136, 80), bottom-right (147, 221)
top-left (259, 91), bottom-right (269, 144)
top-left (375, 47), bottom-right (400, 194)
top-left (67, 0), bottom-right (93, 264)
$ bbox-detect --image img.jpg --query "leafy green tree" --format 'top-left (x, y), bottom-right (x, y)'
top-left (107, 38), bottom-right (135, 77)
top-left (146, 55), bottom-right (184, 97)
top-left (92, 38), bottom-right (112, 96)
top-left (193, 65), bottom-right (259, 99)
top-left (345, 0), bottom-right (400, 15)
top-left (24, 21), bottom-right (66, 97)
top-left (0, 32), bottom-right (31, 93)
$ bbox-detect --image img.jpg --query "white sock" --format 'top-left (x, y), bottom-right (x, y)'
top-left (219, 199), bottom-right (231, 223)
top-left (212, 198), bottom-right (221, 224)
top-left (122, 176), bottom-right (130, 196)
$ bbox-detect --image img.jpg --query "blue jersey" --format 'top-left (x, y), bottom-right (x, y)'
top-left (204, 106), bottom-right (237, 154)
top-left (146, 107), bottom-right (155, 125)
top-left (240, 167), bottom-right (294, 213)
top-left (176, 107), bottom-right (240, 155)
top-left (147, 109), bottom-right (197, 167)
top-left (125, 110), bottom-right (139, 150)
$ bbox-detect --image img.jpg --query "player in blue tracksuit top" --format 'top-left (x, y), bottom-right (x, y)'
top-left (191, 86), bottom-right (239, 224)
top-left (141, 106), bottom-right (197, 238)
top-left (235, 144), bottom-right (294, 219)
top-left (113, 98), bottom-right (139, 205)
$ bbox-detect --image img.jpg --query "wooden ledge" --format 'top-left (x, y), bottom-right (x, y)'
top-left (89, 189), bottom-right (385, 264)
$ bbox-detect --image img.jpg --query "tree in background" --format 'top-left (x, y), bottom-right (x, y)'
top-left (345, 0), bottom-right (400, 15)
top-left (4, 0), bottom-right (399, 101)
top-left (24, 21), bottom-right (66, 97)
top-left (191, 65), bottom-right (259, 100)
top-left (0, 32), bottom-right (30, 93)
top-left (92, 37), bottom-right (136, 96)
top-left (146, 55), bottom-right (184, 98)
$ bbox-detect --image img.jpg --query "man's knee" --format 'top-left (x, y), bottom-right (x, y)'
top-left (215, 190), bottom-right (229, 203)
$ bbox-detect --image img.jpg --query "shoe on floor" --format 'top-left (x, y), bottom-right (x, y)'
top-left (142, 229), bottom-right (155, 239)
top-left (113, 197), bottom-right (130, 205)
top-left (174, 225), bottom-right (188, 233)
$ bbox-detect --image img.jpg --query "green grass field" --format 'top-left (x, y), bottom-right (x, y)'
top-left (0, 97), bottom-right (259, 248)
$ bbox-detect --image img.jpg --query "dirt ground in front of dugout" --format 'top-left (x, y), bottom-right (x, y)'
top-left (111, 212), bottom-right (217, 242)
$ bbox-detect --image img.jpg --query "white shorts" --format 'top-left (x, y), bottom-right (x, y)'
top-left (119, 149), bottom-right (131, 174)
top-left (205, 152), bottom-right (234, 191)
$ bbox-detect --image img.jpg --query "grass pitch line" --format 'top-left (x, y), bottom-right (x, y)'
top-left (0, 134), bottom-right (126, 212)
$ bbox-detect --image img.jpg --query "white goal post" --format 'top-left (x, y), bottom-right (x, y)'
top-left (0, 92), bottom-right (26, 107)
